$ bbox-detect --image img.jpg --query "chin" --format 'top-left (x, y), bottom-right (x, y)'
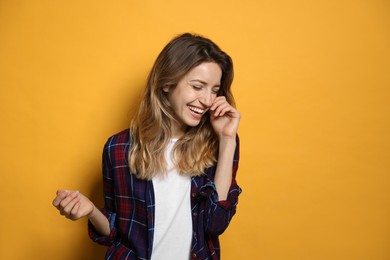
top-left (185, 118), bottom-right (202, 128)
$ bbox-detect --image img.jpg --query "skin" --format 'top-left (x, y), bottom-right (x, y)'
top-left (52, 61), bottom-right (240, 236)
top-left (163, 62), bottom-right (224, 138)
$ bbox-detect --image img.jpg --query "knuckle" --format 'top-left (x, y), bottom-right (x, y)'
top-left (70, 212), bottom-right (79, 221)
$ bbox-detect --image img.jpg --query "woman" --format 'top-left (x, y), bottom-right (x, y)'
top-left (53, 33), bottom-right (241, 260)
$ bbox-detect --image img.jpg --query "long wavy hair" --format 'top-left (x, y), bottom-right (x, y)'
top-left (129, 33), bottom-right (235, 180)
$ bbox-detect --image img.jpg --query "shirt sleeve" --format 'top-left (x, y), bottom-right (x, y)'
top-left (199, 135), bottom-right (242, 235)
top-left (88, 138), bottom-right (118, 246)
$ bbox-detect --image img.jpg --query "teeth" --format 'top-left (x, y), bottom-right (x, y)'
top-left (188, 106), bottom-right (204, 114)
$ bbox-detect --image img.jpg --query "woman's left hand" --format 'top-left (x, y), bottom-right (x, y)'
top-left (209, 96), bottom-right (241, 139)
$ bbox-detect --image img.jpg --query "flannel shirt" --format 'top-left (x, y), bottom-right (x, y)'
top-left (88, 129), bottom-right (241, 260)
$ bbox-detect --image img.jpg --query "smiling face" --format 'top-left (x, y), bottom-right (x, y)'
top-left (163, 62), bottom-right (222, 138)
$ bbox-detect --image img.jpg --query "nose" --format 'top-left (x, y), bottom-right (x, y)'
top-left (199, 90), bottom-right (213, 107)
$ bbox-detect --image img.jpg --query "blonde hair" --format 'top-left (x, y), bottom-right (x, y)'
top-left (129, 33), bottom-right (235, 180)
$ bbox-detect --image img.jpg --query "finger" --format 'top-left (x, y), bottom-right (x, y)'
top-left (52, 190), bottom-right (68, 208)
top-left (213, 103), bottom-right (232, 117)
top-left (52, 196), bottom-right (61, 208)
top-left (59, 196), bottom-right (78, 217)
top-left (70, 202), bottom-right (81, 220)
top-left (59, 191), bottom-right (79, 209)
top-left (63, 196), bottom-right (81, 218)
top-left (211, 99), bottom-right (232, 115)
top-left (210, 96), bottom-right (227, 111)
top-left (57, 189), bottom-right (69, 197)
top-left (215, 103), bottom-right (240, 118)
top-left (219, 106), bottom-right (239, 117)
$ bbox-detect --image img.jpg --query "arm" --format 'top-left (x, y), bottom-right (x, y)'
top-left (213, 138), bottom-right (236, 200)
top-left (197, 138), bottom-right (240, 235)
top-left (53, 136), bottom-right (119, 242)
top-left (210, 96), bottom-right (240, 201)
top-left (195, 96), bottom-right (241, 235)
top-left (88, 136), bottom-right (120, 245)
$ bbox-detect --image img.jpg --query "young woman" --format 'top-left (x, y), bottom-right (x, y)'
top-left (53, 33), bottom-right (241, 260)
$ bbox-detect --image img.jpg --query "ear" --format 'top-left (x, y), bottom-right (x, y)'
top-left (162, 85), bottom-right (169, 93)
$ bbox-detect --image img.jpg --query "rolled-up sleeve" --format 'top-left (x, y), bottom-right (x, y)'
top-left (88, 137), bottom-right (118, 246)
top-left (88, 209), bottom-right (117, 245)
top-left (201, 135), bottom-right (242, 235)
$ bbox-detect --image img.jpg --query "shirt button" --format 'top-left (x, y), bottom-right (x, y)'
top-left (193, 212), bottom-right (197, 216)
top-left (192, 192), bottom-right (196, 198)
top-left (192, 253), bottom-right (197, 258)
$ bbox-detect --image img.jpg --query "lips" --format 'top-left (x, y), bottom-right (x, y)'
top-left (187, 105), bottom-right (205, 115)
top-left (187, 105), bottom-right (207, 120)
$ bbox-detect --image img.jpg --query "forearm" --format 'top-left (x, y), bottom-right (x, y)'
top-left (88, 205), bottom-right (110, 236)
top-left (214, 137), bottom-right (236, 201)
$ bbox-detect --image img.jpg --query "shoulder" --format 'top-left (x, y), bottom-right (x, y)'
top-left (104, 129), bottom-right (130, 147)
top-left (108, 129), bottom-right (130, 143)
top-left (102, 130), bottom-right (131, 173)
top-left (103, 129), bottom-right (131, 158)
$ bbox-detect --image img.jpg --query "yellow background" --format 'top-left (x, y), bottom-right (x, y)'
top-left (1, 0), bottom-right (389, 259)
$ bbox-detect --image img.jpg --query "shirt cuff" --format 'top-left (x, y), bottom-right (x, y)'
top-left (88, 208), bottom-right (117, 246)
top-left (217, 185), bottom-right (242, 210)
top-left (199, 180), bottom-right (241, 211)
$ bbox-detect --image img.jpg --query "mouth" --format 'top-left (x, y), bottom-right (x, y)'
top-left (188, 105), bottom-right (205, 114)
top-left (187, 105), bottom-right (206, 119)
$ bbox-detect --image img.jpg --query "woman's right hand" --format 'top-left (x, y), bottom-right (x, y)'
top-left (52, 190), bottom-right (95, 221)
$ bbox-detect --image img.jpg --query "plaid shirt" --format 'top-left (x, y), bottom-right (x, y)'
top-left (88, 129), bottom-right (241, 260)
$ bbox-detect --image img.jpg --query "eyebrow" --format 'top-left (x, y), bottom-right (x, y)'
top-left (189, 79), bottom-right (220, 87)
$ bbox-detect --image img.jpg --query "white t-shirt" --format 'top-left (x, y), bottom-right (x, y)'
top-left (151, 139), bottom-right (192, 260)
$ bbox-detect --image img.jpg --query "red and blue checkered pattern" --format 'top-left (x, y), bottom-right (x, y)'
top-left (88, 129), bottom-right (241, 260)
